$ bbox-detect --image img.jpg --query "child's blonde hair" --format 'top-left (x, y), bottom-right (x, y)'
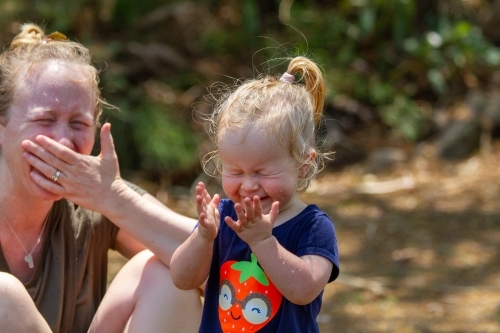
top-left (205, 56), bottom-right (327, 193)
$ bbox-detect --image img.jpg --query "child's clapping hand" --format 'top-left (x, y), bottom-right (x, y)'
top-left (195, 182), bottom-right (220, 241)
top-left (225, 196), bottom-right (280, 247)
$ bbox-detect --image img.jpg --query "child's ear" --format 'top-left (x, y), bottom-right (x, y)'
top-left (298, 150), bottom-right (317, 178)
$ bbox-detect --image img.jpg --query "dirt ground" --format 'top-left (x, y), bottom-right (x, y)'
top-left (108, 141), bottom-right (500, 333)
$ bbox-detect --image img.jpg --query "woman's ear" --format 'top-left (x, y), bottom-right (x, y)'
top-left (0, 119), bottom-right (4, 148)
top-left (298, 149), bottom-right (317, 178)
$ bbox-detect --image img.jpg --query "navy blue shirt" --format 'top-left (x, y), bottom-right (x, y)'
top-left (199, 199), bottom-right (339, 333)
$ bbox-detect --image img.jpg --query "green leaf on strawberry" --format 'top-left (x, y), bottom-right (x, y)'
top-left (230, 253), bottom-right (269, 286)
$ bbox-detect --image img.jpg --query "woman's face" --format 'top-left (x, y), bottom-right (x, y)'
top-left (0, 59), bottom-right (96, 200)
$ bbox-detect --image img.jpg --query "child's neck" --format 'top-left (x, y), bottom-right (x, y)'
top-left (273, 197), bottom-right (307, 227)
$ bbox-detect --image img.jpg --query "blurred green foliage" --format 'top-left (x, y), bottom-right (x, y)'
top-left (1, 0), bottom-right (500, 179)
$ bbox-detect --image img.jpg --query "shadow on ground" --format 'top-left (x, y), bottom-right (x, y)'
top-left (315, 196), bottom-right (500, 333)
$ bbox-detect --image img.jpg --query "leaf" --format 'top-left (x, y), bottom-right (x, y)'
top-left (231, 253), bottom-right (269, 286)
top-left (427, 68), bottom-right (448, 94)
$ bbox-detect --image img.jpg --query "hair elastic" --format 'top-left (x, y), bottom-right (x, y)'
top-left (42, 31), bottom-right (68, 44)
top-left (279, 72), bottom-right (295, 83)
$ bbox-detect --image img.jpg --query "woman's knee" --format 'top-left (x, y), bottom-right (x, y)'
top-left (0, 272), bottom-right (50, 332)
top-left (109, 250), bottom-right (197, 303)
top-left (127, 250), bottom-right (182, 295)
top-left (0, 272), bottom-right (31, 310)
top-left (134, 251), bottom-right (203, 313)
top-left (119, 251), bottom-right (202, 332)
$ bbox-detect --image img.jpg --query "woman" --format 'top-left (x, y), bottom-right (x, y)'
top-left (0, 24), bottom-right (201, 333)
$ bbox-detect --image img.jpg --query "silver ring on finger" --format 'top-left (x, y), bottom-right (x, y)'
top-left (51, 170), bottom-right (61, 182)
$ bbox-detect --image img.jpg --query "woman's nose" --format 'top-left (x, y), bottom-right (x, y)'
top-left (58, 136), bottom-right (75, 150)
top-left (51, 124), bottom-right (75, 150)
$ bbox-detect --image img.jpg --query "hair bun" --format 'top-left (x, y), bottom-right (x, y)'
top-left (10, 23), bottom-right (45, 48)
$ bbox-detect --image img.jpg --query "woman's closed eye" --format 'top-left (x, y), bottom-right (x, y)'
top-left (35, 118), bottom-right (55, 125)
top-left (70, 120), bottom-right (92, 129)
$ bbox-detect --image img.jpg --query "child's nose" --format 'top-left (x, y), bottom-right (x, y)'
top-left (241, 177), bottom-right (259, 192)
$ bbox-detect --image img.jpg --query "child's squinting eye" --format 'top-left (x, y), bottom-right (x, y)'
top-left (223, 170), bottom-right (242, 176)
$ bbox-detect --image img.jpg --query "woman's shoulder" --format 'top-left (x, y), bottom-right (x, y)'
top-left (51, 199), bottom-right (106, 230)
top-left (51, 199), bottom-right (118, 243)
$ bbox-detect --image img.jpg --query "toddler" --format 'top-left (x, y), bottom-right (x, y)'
top-left (171, 56), bottom-right (339, 333)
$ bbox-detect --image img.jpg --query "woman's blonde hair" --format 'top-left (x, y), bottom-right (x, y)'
top-left (0, 23), bottom-right (107, 125)
top-left (204, 56), bottom-right (328, 193)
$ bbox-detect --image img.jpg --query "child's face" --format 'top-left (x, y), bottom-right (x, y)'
top-left (219, 126), bottom-right (301, 215)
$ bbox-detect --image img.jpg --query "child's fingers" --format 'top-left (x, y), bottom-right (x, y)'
top-left (197, 182), bottom-right (212, 204)
top-left (242, 197), bottom-right (254, 223)
top-left (196, 194), bottom-right (206, 214)
top-left (234, 203), bottom-right (248, 225)
top-left (198, 212), bottom-right (217, 238)
top-left (198, 212), bottom-right (211, 232)
top-left (269, 201), bottom-right (280, 224)
top-left (196, 182), bottom-right (211, 202)
top-left (252, 196), bottom-right (263, 217)
top-left (212, 193), bottom-right (220, 205)
top-left (195, 182), bottom-right (204, 197)
top-left (224, 216), bottom-right (241, 232)
top-left (214, 208), bottom-right (221, 225)
top-left (202, 190), bottom-right (212, 204)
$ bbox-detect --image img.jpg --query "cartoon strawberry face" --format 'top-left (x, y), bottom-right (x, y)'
top-left (218, 253), bottom-right (282, 332)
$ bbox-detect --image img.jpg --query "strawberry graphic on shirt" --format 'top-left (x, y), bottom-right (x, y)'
top-left (218, 253), bottom-right (282, 332)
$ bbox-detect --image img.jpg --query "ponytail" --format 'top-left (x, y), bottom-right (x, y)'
top-left (285, 56), bottom-right (325, 125)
